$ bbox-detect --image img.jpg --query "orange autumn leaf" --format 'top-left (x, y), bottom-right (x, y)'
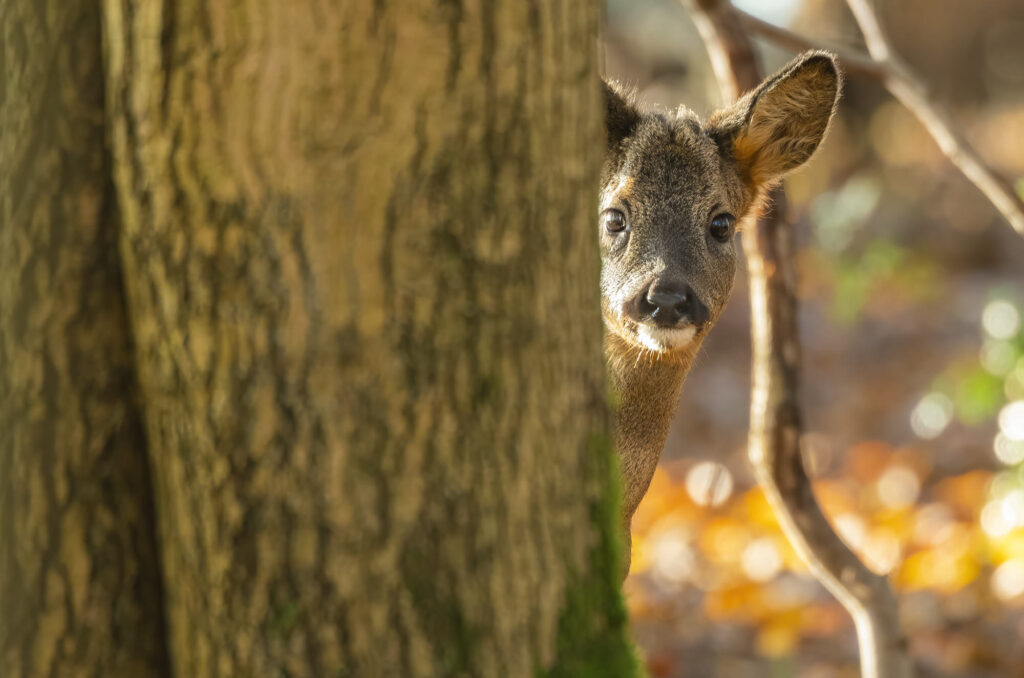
top-left (698, 517), bottom-right (751, 566)
top-left (743, 487), bottom-right (782, 531)
top-left (630, 468), bottom-right (701, 534)
top-left (705, 581), bottom-right (772, 624)
top-left (897, 547), bottom-right (979, 593)
top-left (800, 602), bottom-right (849, 637)
top-left (891, 445), bottom-right (933, 481)
top-left (756, 610), bottom-right (803, 657)
top-left (845, 440), bottom-right (894, 482)
top-left (933, 470), bottom-right (994, 520)
top-left (988, 528), bottom-right (1024, 564)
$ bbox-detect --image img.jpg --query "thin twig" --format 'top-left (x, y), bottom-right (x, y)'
top-left (845, 0), bottom-right (1024, 237)
top-left (844, 0), bottom-right (890, 61)
top-left (687, 1), bottom-right (913, 677)
top-left (735, 1), bottom-right (1024, 238)
top-left (734, 9), bottom-right (884, 78)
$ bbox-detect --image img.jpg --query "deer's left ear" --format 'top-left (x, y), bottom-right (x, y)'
top-left (604, 79), bottom-right (641, 148)
top-left (710, 51), bottom-right (841, 188)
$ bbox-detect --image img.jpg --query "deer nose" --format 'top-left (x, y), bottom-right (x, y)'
top-left (637, 282), bottom-right (709, 328)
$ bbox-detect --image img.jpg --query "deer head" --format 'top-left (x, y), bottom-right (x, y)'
top-left (602, 51), bottom-right (840, 364)
top-left (603, 51), bottom-right (841, 575)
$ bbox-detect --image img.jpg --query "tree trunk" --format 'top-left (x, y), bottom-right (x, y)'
top-left (0, 2), bottom-right (168, 677)
top-left (100, 2), bottom-right (634, 677)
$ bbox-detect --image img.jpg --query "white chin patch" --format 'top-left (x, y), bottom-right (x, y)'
top-left (636, 325), bottom-right (697, 352)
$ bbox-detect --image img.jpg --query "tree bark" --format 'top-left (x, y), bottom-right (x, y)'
top-left (0, 2), bottom-right (169, 677)
top-left (101, 2), bottom-right (634, 677)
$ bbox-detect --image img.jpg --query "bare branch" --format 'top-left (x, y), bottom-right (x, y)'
top-left (733, 9), bottom-right (884, 78)
top-left (736, 1), bottom-right (1024, 238)
top-left (844, 0), bottom-right (1024, 237)
top-left (685, 1), bottom-right (913, 677)
top-left (690, 0), bottom-right (760, 101)
top-left (844, 0), bottom-right (891, 61)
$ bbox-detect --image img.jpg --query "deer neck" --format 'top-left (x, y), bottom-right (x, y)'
top-left (606, 332), bottom-right (698, 522)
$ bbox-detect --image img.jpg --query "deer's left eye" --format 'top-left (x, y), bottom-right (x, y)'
top-left (709, 213), bottom-right (735, 242)
top-left (602, 208), bottom-right (628, 234)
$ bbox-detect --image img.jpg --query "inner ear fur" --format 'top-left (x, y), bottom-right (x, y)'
top-left (710, 51), bottom-right (841, 188)
top-left (604, 79), bottom-right (641, 147)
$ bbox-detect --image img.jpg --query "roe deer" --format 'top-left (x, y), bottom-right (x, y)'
top-left (602, 51), bottom-right (841, 576)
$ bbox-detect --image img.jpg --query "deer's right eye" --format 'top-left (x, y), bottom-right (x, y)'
top-left (602, 209), bottom-right (627, 234)
top-left (709, 213), bottom-right (736, 242)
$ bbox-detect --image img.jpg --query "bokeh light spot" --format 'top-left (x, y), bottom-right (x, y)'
top-left (1005, 362), bottom-right (1024, 401)
top-left (911, 392), bottom-right (954, 439)
top-left (862, 529), bottom-right (902, 574)
top-left (982, 500), bottom-right (1013, 538)
top-left (741, 538), bottom-right (783, 583)
top-left (913, 503), bottom-right (956, 546)
top-left (995, 433), bottom-right (1024, 465)
top-left (877, 465), bottom-right (921, 509)
top-left (685, 461), bottom-right (734, 507)
top-left (981, 339), bottom-right (1016, 376)
top-left (834, 513), bottom-right (868, 551)
top-left (1002, 489), bottom-right (1024, 530)
top-left (999, 401), bottom-right (1024, 441)
top-left (651, 530), bottom-right (696, 587)
top-left (982, 299), bottom-right (1021, 340)
top-left (992, 559), bottom-right (1024, 601)
top-left (731, 0), bottom-right (799, 24)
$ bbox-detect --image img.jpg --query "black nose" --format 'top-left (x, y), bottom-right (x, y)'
top-left (636, 282), bottom-right (709, 328)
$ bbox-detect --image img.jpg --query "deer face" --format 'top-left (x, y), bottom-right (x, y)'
top-left (599, 114), bottom-right (743, 356)
top-left (601, 52), bottom-right (841, 360)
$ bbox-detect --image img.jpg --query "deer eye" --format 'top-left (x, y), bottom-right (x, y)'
top-left (709, 213), bottom-right (735, 242)
top-left (602, 208), bottom-right (627, 234)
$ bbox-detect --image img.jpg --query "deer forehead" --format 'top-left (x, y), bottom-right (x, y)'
top-left (605, 115), bottom-right (743, 217)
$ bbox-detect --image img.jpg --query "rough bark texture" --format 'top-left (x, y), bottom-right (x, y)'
top-left (101, 2), bottom-right (634, 677)
top-left (0, 2), bottom-right (169, 677)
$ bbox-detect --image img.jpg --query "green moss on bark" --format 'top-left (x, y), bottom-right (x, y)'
top-left (544, 433), bottom-right (640, 677)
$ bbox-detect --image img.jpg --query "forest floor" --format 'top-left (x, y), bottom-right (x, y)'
top-left (627, 239), bottom-right (1024, 678)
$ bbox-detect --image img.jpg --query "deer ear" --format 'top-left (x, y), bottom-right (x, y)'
top-left (604, 80), bottom-right (640, 147)
top-left (710, 51), bottom-right (841, 187)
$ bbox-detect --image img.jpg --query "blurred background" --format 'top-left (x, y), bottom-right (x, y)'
top-left (604, 1), bottom-right (1024, 676)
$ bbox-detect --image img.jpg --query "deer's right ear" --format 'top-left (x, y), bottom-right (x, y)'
top-left (604, 80), bottom-right (640, 147)
top-left (710, 51), bottom-right (841, 188)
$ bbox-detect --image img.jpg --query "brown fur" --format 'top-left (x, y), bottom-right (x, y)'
top-left (602, 52), bottom-right (841, 576)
